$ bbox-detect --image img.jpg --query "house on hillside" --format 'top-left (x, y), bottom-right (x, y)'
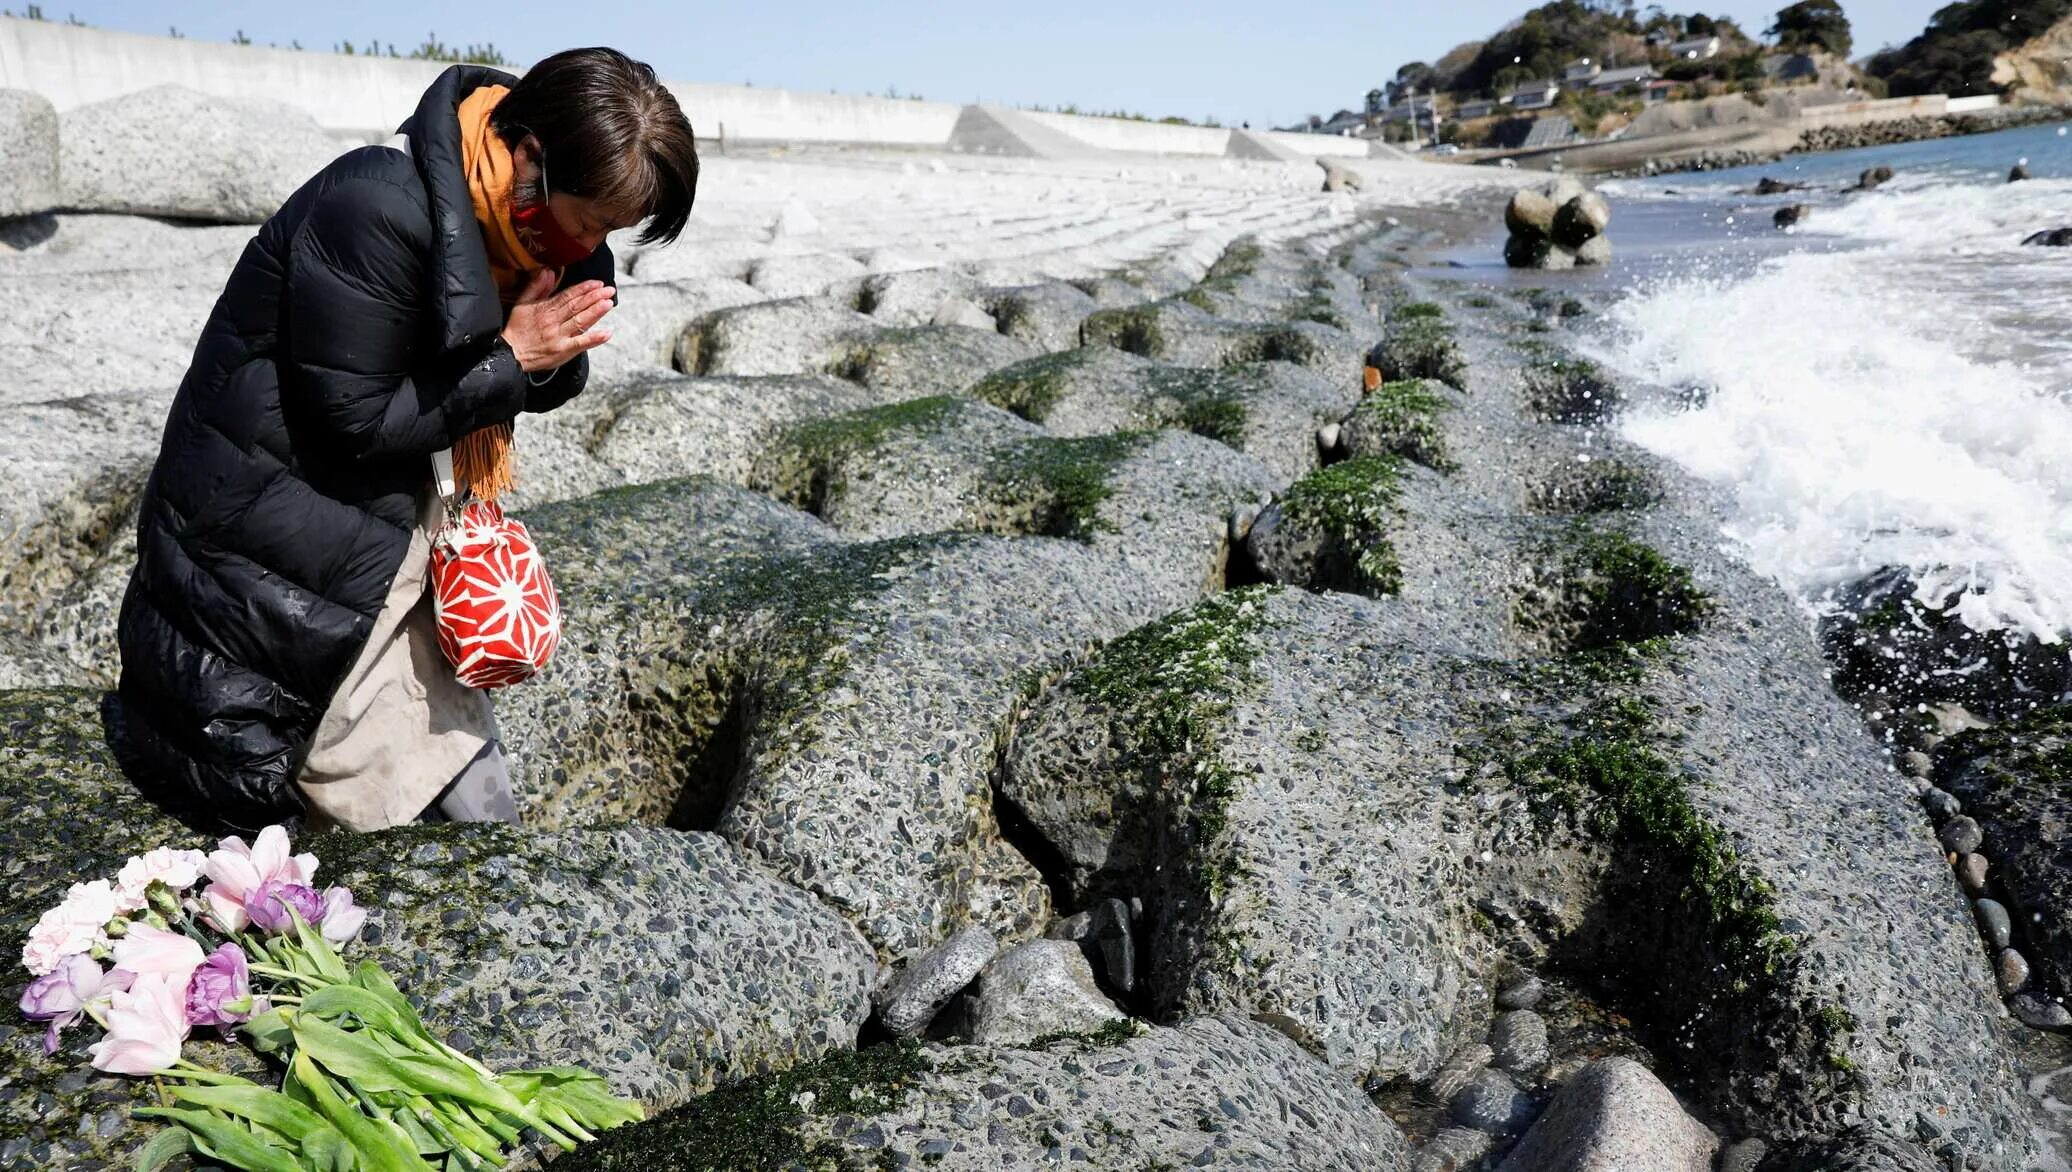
top-left (1564, 58), bottom-right (1603, 83)
top-left (1317, 108), bottom-right (1367, 135)
top-left (1382, 96), bottom-right (1436, 124)
top-left (1590, 64), bottom-right (1659, 94)
top-left (1670, 35), bottom-right (1721, 60)
top-left (1645, 28), bottom-right (1674, 48)
top-left (1454, 98), bottom-right (1498, 120)
top-left (1504, 80), bottom-right (1562, 110)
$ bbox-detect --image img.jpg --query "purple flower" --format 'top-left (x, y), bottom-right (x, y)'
top-left (318, 887), bottom-right (366, 947)
top-left (184, 943), bottom-right (252, 1028)
top-left (244, 880), bottom-right (324, 935)
top-left (20, 955), bottom-right (129, 1055)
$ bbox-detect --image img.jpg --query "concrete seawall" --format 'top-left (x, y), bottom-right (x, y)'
top-left (0, 16), bottom-right (1380, 160)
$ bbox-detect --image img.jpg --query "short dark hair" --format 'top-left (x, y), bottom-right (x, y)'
top-left (494, 47), bottom-right (699, 245)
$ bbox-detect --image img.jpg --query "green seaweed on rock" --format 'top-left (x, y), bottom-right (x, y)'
top-left (1277, 456), bottom-right (1405, 595)
top-left (1347, 380), bottom-right (1455, 472)
top-left (984, 433), bottom-right (1150, 542)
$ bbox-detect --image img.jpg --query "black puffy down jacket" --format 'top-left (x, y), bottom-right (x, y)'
top-left (108, 65), bottom-right (612, 832)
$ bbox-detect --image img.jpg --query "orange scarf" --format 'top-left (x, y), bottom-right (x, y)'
top-left (452, 84), bottom-right (536, 502)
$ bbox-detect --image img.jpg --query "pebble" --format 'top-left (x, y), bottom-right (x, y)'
top-left (1411, 1126), bottom-right (1493, 1172)
top-left (1316, 422), bottom-right (1341, 453)
top-left (1998, 948), bottom-right (2030, 995)
top-left (1957, 853), bottom-right (1989, 894)
top-left (1489, 1010), bottom-right (1550, 1077)
top-left (1975, 899), bottom-right (2012, 950)
top-left (1900, 750), bottom-right (1934, 778)
top-left (2010, 992), bottom-right (2072, 1032)
top-left (1427, 1043), bottom-right (1494, 1103)
top-left (1938, 816), bottom-right (1983, 856)
top-left (1923, 788), bottom-right (1961, 821)
top-left (1718, 1138), bottom-right (1768, 1172)
top-left (1451, 1068), bottom-right (1536, 1136)
top-left (1494, 974), bottom-right (1544, 1011)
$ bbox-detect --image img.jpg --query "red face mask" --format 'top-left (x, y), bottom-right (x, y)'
top-left (510, 153), bottom-right (596, 267)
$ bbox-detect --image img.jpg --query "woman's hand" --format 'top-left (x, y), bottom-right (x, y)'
top-left (501, 268), bottom-right (616, 372)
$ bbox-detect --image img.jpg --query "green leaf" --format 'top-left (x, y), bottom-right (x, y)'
top-left (290, 911), bottom-right (353, 984)
top-left (134, 1127), bottom-right (196, 1172)
top-left (132, 1107), bottom-right (303, 1172)
top-left (168, 1084), bottom-right (328, 1143)
top-left (242, 1005), bottom-right (298, 1054)
top-left (300, 986), bottom-right (434, 1050)
top-left (292, 1015), bottom-right (417, 1094)
top-left (302, 1127), bottom-right (355, 1172)
top-left (291, 1050), bottom-right (435, 1172)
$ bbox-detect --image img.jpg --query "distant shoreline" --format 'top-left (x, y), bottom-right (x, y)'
top-left (1605, 103), bottom-right (2072, 178)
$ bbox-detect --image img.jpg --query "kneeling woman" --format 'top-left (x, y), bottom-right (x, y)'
top-left (109, 49), bottom-right (699, 833)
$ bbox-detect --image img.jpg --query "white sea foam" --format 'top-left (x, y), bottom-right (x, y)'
top-left (1598, 178), bottom-right (2072, 641)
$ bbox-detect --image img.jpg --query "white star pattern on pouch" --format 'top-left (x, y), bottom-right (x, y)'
top-left (430, 501), bottom-right (561, 689)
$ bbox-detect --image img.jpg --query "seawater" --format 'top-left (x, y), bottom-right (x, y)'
top-left (1447, 121), bottom-right (2072, 644)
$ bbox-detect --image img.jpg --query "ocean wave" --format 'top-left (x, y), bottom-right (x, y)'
top-left (1597, 233), bottom-right (2072, 642)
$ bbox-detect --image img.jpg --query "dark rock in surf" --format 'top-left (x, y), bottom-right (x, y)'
top-left (2023, 227), bottom-right (2072, 246)
top-left (1754, 177), bottom-right (1803, 195)
top-left (1774, 205), bottom-right (1809, 229)
top-left (2009, 162), bottom-right (2031, 182)
top-left (1853, 165), bottom-right (1894, 192)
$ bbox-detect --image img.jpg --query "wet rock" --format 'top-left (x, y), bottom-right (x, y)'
top-left (1496, 974), bottom-right (1545, 1011)
top-left (968, 939), bottom-right (1127, 1045)
top-left (557, 1016), bottom-right (1408, 1171)
top-left (1412, 1127), bottom-right (1493, 1172)
top-left (1900, 750), bottom-right (1933, 778)
top-left (1552, 190), bottom-right (1611, 248)
top-left (1997, 947), bottom-right (2030, 994)
top-left (1939, 710), bottom-right (2072, 993)
top-left (1922, 787), bottom-right (1961, 821)
top-left (1428, 1043), bottom-right (1496, 1103)
top-left (1575, 234), bottom-right (1612, 265)
top-left (1489, 1010), bottom-right (1550, 1077)
top-left (1756, 1127), bottom-right (1942, 1171)
top-left (1822, 567), bottom-right (2072, 717)
top-left (2009, 992), bottom-right (2072, 1031)
top-left (2009, 162), bottom-right (2031, 182)
top-left (983, 281), bottom-right (1099, 352)
top-left (1453, 1068), bottom-right (1536, 1136)
top-left (878, 925), bottom-right (999, 1036)
top-left (2023, 227), bottom-right (2072, 246)
top-left (1720, 1138), bottom-right (1770, 1172)
top-left (0, 90), bottom-right (58, 218)
top-left (1504, 188), bottom-right (1559, 238)
top-left (1045, 897), bottom-right (1137, 993)
top-left (1854, 165), bottom-right (1895, 192)
top-left (1956, 852), bottom-right (1989, 894)
top-left (1754, 177), bottom-right (1803, 194)
top-left (1774, 204), bottom-right (1809, 229)
top-left (59, 86), bottom-right (343, 222)
top-left (1974, 898), bottom-right (2012, 949)
top-left (1496, 1057), bottom-right (1715, 1171)
top-left (1937, 815), bottom-right (1982, 855)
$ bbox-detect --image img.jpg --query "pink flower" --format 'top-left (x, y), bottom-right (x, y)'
top-left (113, 848), bottom-right (208, 914)
top-left (19, 880), bottom-right (120, 976)
top-left (245, 881), bottom-right (324, 935)
top-left (19, 955), bottom-right (128, 1055)
top-left (184, 944), bottom-right (252, 1028)
top-left (199, 825), bottom-right (317, 933)
top-left (111, 922), bottom-right (205, 982)
top-left (86, 972), bottom-right (189, 1076)
top-left (318, 887), bottom-right (367, 947)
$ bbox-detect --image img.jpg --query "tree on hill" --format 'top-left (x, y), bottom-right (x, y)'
top-left (1451, 0), bottom-right (1631, 95)
top-left (1867, 0), bottom-right (2070, 96)
top-left (1768, 0), bottom-right (1851, 56)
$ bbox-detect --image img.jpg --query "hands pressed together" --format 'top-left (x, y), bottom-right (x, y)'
top-left (501, 268), bottom-right (617, 373)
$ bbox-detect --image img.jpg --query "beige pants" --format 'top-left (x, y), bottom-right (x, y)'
top-left (296, 491), bottom-right (502, 831)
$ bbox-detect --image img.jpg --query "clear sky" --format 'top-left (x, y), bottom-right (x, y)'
top-left (30, 1), bottom-right (1946, 130)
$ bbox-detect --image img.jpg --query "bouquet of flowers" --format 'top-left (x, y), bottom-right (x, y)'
top-left (19, 826), bottom-right (643, 1171)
